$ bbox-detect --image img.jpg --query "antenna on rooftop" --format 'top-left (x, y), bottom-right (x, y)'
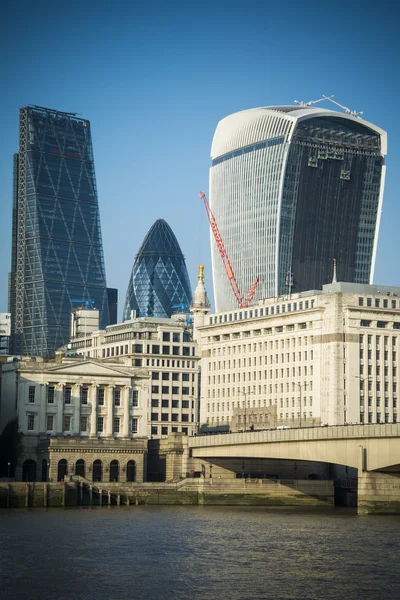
top-left (294, 95), bottom-right (363, 117)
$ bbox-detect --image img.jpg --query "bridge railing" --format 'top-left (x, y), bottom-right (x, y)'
top-left (189, 423), bottom-right (400, 447)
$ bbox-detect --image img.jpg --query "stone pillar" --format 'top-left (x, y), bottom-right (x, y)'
top-left (358, 471), bottom-right (400, 515)
top-left (123, 386), bottom-right (130, 438)
top-left (106, 386), bottom-right (114, 437)
top-left (56, 385), bottom-right (64, 434)
top-left (90, 385), bottom-right (97, 437)
top-left (39, 383), bottom-right (47, 434)
top-left (73, 384), bottom-right (81, 435)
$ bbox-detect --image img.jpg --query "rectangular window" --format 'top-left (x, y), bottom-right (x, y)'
top-left (132, 418), bottom-right (138, 434)
top-left (172, 387), bottom-right (179, 395)
top-left (46, 415), bottom-right (54, 431)
top-left (47, 385), bottom-right (55, 404)
top-left (182, 413), bottom-right (189, 422)
top-left (182, 400), bottom-right (189, 409)
top-left (172, 399), bottom-right (179, 408)
top-left (182, 387), bottom-right (189, 395)
top-left (162, 399), bottom-right (169, 407)
top-left (173, 333), bottom-right (180, 343)
top-left (182, 373), bottom-right (190, 381)
top-left (162, 386), bottom-right (169, 394)
top-left (80, 416), bottom-right (88, 432)
top-left (161, 413), bottom-right (168, 421)
top-left (172, 373), bottom-right (179, 381)
top-left (162, 372), bottom-right (170, 380)
top-left (151, 426), bottom-right (158, 435)
top-left (27, 414), bottom-right (35, 431)
top-left (152, 345), bottom-right (160, 354)
top-left (172, 346), bottom-right (180, 355)
top-left (132, 390), bottom-right (138, 406)
top-left (114, 418), bottom-right (120, 433)
top-left (114, 388), bottom-right (121, 406)
top-left (161, 426), bottom-right (168, 435)
top-left (80, 386), bottom-right (88, 405)
top-left (28, 386), bottom-right (35, 403)
top-left (359, 297), bottom-right (364, 306)
top-left (135, 344), bottom-right (143, 353)
top-left (151, 413), bottom-right (159, 421)
top-left (171, 414), bottom-right (179, 422)
top-left (97, 388), bottom-right (105, 406)
top-left (152, 372), bottom-right (160, 380)
top-left (151, 385), bottom-right (159, 394)
top-left (97, 416), bottom-right (104, 433)
top-left (64, 386), bottom-right (72, 405)
top-left (162, 346), bottom-right (170, 355)
top-left (64, 416), bottom-right (71, 432)
top-left (163, 332), bottom-right (170, 342)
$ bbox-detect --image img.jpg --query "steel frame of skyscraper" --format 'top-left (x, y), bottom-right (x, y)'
top-left (209, 106), bottom-right (387, 312)
top-left (10, 106), bottom-right (110, 356)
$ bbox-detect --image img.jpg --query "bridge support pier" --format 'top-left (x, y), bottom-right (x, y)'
top-left (358, 471), bottom-right (400, 515)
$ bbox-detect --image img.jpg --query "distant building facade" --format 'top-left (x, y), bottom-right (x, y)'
top-left (210, 105), bottom-right (387, 311)
top-left (123, 219), bottom-right (192, 320)
top-left (197, 282), bottom-right (400, 430)
top-left (0, 357), bottom-right (149, 482)
top-left (68, 315), bottom-right (200, 438)
top-left (9, 106), bottom-right (110, 357)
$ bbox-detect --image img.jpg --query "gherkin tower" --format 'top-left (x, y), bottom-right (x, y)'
top-left (9, 106), bottom-right (110, 356)
top-left (123, 219), bottom-right (192, 320)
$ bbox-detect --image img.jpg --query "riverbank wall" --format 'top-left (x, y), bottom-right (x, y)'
top-left (0, 478), bottom-right (334, 508)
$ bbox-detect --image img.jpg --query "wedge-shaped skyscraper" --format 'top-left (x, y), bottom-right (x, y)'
top-left (210, 105), bottom-right (387, 311)
top-left (9, 106), bottom-right (110, 356)
top-left (123, 219), bottom-right (192, 320)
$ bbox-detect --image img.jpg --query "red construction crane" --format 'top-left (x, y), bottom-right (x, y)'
top-left (198, 191), bottom-right (259, 308)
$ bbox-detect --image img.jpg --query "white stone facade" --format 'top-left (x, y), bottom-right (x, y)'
top-left (67, 317), bottom-right (200, 438)
top-left (197, 282), bottom-right (400, 429)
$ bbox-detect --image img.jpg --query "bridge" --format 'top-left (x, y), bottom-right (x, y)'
top-left (187, 424), bottom-right (400, 514)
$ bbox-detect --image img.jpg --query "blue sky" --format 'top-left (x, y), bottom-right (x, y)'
top-left (0, 0), bottom-right (398, 319)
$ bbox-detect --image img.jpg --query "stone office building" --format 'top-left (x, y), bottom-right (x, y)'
top-left (0, 356), bottom-right (149, 482)
top-left (68, 315), bottom-right (200, 438)
top-left (197, 282), bottom-right (400, 430)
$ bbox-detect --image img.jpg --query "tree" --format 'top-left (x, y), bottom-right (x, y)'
top-left (0, 418), bottom-right (24, 477)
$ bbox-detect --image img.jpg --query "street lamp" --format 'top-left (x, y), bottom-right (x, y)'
top-left (297, 383), bottom-right (307, 428)
top-left (209, 462), bottom-right (213, 479)
top-left (242, 461), bottom-right (245, 479)
top-left (7, 462), bottom-right (11, 478)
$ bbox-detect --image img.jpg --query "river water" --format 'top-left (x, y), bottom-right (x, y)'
top-left (1, 506), bottom-right (399, 600)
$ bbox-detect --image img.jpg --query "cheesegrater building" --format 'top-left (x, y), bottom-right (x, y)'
top-left (9, 106), bottom-right (110, 356)
top-left (123, 219), bottom-right (192, 320)
top-left (210, 104), bottom-right (387, 312)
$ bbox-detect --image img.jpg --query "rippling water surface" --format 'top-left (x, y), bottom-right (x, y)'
top-left (1, 506), bottom-right (399, 600)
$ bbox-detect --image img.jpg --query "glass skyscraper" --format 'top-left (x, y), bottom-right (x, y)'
top-left (9, 106), bottom-right (110, 356)
top-left (210, 105), bottom-right (387, 312)
top-left (123, 219), bottom-right (192, 320)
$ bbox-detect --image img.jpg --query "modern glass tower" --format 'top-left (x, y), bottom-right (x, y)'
top-left (9, 106), bottom-right (110, 356)
top-left (210, 105), bottom-right (387, 312)
top-left (123, 219), bottom-right (192, 320)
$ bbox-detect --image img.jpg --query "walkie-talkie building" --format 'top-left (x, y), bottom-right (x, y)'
top-left (9, 106), bottom-right (110, 356)
top-left (123, 219), bottom-right (192, 320)
top-left (210, 105), bottom-right (387, 312)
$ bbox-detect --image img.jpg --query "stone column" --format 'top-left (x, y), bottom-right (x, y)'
top-left (123, 386), bottom-right (130, 437)
top-left (73, 384), bottom-right (81, 435)
top-left (39, 383), bottom-right (47, 434)
top-left (89, 385), bottom-right (97, 437)
top-left (56, 384), bottom-right (64, 435)
top-left (106, 386), bottom-right (114, 437)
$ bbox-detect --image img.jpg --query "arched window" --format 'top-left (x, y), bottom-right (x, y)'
top-left (109, 460), bottom-right (119, 482)
top-left (92, 459), bottom-right (102, 482)
top-left (75, 459), bottom-right (85, 478)
top-left (22, 460), bottom-right (37, 482)
top-left (126, 460), bottom-right (136, 482)
top-left (41, 459), bottom-right (48, 482)
top-left (57, 459), bottom-right (68, 482)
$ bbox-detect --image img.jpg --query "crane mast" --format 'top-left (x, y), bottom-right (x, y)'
top-left (198, 191), bottom-right (259, 309)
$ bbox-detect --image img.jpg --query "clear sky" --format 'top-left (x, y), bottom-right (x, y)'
top-left (0, 0), bottom-right (398, 319)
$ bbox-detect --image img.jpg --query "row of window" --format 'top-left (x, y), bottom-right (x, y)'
top-left (29, 414), bottom-right (140, 434)
top-left (208, 366), bottom-right (314, 388)
top-left (209, 301), bottom-right (315, 326)
top-left (151, 399), bottom-right (192, 409)
top-left (151, 425), bottom-right (189, 436)
top-left (28, 385), bottom-right (139, 406)
top-left (209, 350), bottom-right (314, 370)
top-left (208, 396), bottom-right (313, 413)
top-left (359, 296), bottom-right (399, 309)
top-left (99, 344), bottom-right (195, 358)
top-left (103, 330), bottom-right (191, 344)
top-left (208, 336), bottom-right (312, 357)
top-left (149, 382), bottom-right (194, 395)
top-left (150, 413), bottom-right (193, 423)
top-left (360, 320), bottom-right (400, 329)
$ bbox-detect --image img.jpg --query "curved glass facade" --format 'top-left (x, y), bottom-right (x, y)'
top-left (9, 106), bottom-right (109, 356)
top-left (123, 219), bottom-right (192, 320)
top-left (210, 106), bottom-right (387, 311)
